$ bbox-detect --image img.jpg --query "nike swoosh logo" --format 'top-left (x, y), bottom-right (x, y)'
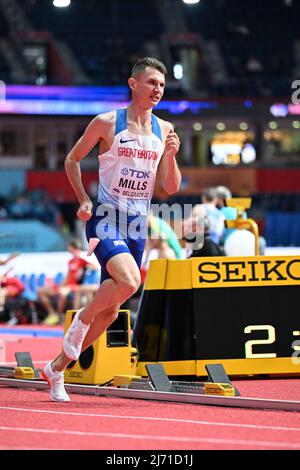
top-left (120, 138), bottom-right (137, 144)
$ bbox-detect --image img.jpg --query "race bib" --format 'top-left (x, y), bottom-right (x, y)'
top-left (110, 164), bottom-right (155, 200)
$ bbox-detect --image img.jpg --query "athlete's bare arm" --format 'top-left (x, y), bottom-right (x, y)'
top-left (157, 120), bottom-right (181, 195)
top-left (64, 111), bottom-right (115, 221)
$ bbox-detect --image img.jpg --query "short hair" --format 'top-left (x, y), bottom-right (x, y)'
top-left (131, 57), bottom-right (167, 77)
top-left (202, 187), bottom-right (217, 202)
top-left (215, 186), bottom-right (232, 200)
top-left (68, 238), bottom-right (82, 250)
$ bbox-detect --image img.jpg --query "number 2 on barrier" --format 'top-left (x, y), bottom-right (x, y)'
top-left (244, 325), bottom-right (277, 358)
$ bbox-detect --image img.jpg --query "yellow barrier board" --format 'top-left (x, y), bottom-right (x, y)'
top-left (191, 256), bottom-right (300, 288)
top-left (134, 257), bottom-right (300, 377)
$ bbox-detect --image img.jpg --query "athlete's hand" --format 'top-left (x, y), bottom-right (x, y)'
top-left (165, 131), bottom-right (180, 158)
top-left (77, 200), bottom-right (93, 221)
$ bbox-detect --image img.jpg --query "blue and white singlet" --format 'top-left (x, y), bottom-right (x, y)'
top-left (86, 108), bottom-right (165, 281)
top-left (97, 108), bottom-right (164, 216)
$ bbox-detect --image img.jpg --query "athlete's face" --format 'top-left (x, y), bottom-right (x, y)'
top-left (130, 67), bottom-right (165, 109)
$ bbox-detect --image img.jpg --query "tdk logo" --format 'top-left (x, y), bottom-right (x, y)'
top-left (128, 169), bottom-right (151, 179)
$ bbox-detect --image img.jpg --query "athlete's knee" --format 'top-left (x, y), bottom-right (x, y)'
top-left (119, 280), bottom-right (139, 299)
top-left (118, 272), bottom-right (141, 299)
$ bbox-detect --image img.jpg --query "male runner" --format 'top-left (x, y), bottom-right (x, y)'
top-left (43, 57), bottom-right (181, 401)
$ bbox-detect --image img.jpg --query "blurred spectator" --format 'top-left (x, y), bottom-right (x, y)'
top-left (9, 195), bottom-right (32, 219)
top-left (147, 210), bottom-right (183, 259)
top-left (200, 187), bottom-right (225, 243)
top-left (215, 185), bottom-right (266, 255)
top-left (0, 205), bottom-right (8, 220)
top-left (0, 252), bottom-right (26, 324)
top-left (215, 185), bottom-right (232, 209)
top-left (144, 236), bottom-right (177, 267)
top-left (215, 185), bottom-right (237, 244)
top-left (31, 190), bottom-right (62, 229)
top-left (4, 189), bottom-right (63, 230)
top-left (245, 55), bottom-right (264, 74)
top-left (37, 238), bottom-right (97, 325)
top-left (0, 273), bottom-right (25, 324)
top-left (189, 216), bottom-right (224, 258)
top-left (183, 187), bottom-right (226, 257)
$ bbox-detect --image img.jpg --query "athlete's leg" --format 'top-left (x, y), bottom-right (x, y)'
top-left (47, 207), bottom-right (145, 386)
top-left (79, 252), bottom-right (140, 324)
top-left (51, 303), bottom-right (120, 372)
top-left (51, 252), bottom-right (140, 370)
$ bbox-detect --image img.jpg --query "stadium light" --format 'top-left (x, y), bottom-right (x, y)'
top-left (216, 122), bottom-right (226, 131)
top-left (193, 122), bottom-right (202, 131)
top-left (53, 0), bottom-right (71, 7)
top-left (269, 121), bottom-right (278, 130)
top-left (173, 63), bottom-right (183, 80)
top-left (182, 0), bottom-right (200, 4)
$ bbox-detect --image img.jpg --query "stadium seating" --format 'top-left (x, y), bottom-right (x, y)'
top-left (183, 0), bottom-right (295, 96)
top-left (0, 8), bottom-right (11, 82)
top-left (23, 0), bottom-right (163, 85)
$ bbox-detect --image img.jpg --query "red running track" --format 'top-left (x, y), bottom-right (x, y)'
top-left (0, 328), bottom-right (300, 450)
top-left (1, 387), bottom-right (300, 450)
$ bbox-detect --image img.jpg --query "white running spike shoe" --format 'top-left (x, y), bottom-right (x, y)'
top-left (42, 361), bottom-right (70, 402)
top-left (63, 308), bottom-right (90, 361)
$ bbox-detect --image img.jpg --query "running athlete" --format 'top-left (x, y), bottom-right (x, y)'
top-left (43, 57), bottom-right (181, 401)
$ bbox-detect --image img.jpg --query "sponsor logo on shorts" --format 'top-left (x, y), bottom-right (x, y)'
top-left (113, 240), bottom-right (126, 247)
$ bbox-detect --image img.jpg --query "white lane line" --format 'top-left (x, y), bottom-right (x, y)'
top-left (0, 426), bottom-right (299, 449)
top-left (0, 406), bottom-right (300, 433)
